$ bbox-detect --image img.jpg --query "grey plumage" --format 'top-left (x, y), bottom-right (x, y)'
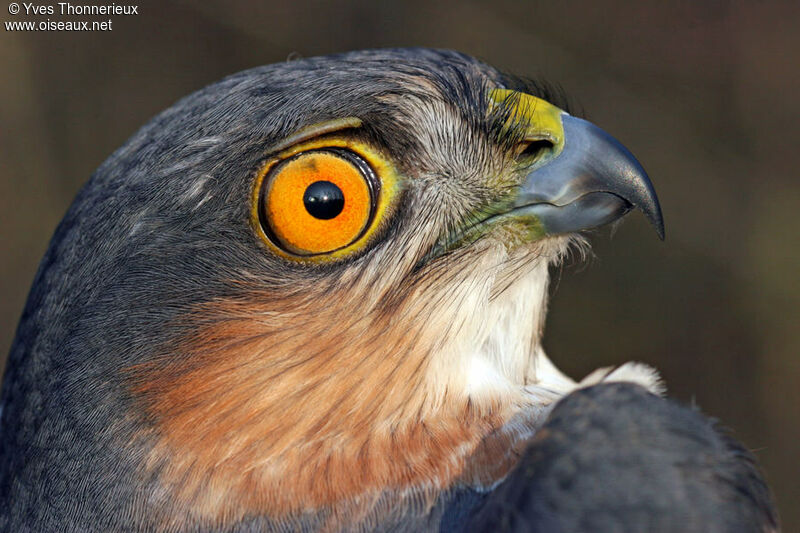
top-left (1, 49), bottom-right (516, 530)
top-left (0, 48), bottom-right (778, 532)
top-left (469, 383), bottom-right (778, 532)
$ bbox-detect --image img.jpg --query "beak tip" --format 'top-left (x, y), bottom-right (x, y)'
top-left (643, 193), bottom-right (665, 241)
top-left (618, 144), bottom-right (664, 242)
top-left (646, 204), bottom-right (665, 240)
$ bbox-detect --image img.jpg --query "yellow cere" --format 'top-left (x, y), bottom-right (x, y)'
top-left (252, 135), bottom-right (400, 262)
top-left (489, 89), bottom-right (566, 155)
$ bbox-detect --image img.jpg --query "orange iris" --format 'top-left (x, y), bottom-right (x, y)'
top-left (262, 150), bottom-right (374, 255)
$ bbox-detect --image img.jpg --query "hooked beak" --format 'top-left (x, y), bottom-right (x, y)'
top-left (493, 89), bottom-right (664, 240)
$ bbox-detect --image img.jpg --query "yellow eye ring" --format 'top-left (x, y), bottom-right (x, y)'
top-left (252, 137), bottom-right (400, 262)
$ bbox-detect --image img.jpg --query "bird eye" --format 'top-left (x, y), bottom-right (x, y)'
top-left (257, 148), bottom-right (382, 256)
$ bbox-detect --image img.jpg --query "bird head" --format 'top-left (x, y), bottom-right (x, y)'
top-left (1, 48), bottom-right (662, 529)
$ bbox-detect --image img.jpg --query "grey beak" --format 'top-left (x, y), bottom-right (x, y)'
top-left (515, 115), bottom-right (665, 239)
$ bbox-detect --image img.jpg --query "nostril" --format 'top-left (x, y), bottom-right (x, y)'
top-left (518, 139), bottom-right (554, 161)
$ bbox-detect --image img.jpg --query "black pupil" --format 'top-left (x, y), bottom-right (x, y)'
top-left (303, 181), bottom-right (345, 220)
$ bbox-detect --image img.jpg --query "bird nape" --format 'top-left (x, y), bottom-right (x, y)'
top-left (0, 48), bottom-right (777, 532)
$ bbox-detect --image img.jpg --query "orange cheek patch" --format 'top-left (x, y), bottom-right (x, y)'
top-left (127, 291), bottom-right (530, 528)
top-left (264, 151), bottom-right (372, 255)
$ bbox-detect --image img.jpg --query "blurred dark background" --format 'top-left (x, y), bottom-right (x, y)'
top-left (1, 0), bottom-right (798, 529)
